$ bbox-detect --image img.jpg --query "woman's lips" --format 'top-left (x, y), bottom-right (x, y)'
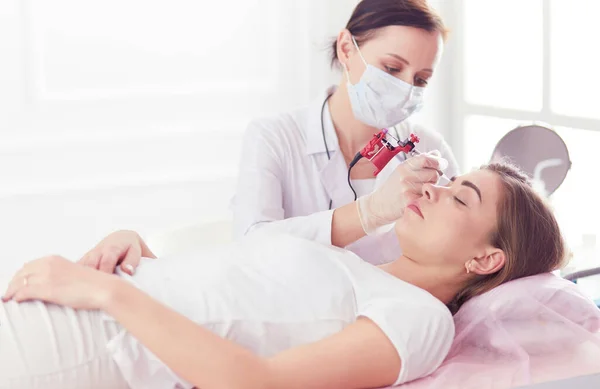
top-left (407, 201), bottom-right (424, 218)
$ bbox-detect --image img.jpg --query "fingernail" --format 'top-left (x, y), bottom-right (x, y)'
top-left (123, 264), bottom-right (135, 274)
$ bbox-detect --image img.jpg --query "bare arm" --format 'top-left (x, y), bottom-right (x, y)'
top-left (102, 279), bottom-right (401, 389)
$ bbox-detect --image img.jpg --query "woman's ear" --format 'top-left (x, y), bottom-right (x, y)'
top-left (336, 29), bottom-right (354, 69)
top-left (470, 248), bottom-right (506, 276)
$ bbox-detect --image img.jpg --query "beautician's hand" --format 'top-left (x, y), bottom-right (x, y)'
top-left (79, 230), bottom-right (155, 275)
top-left (356, 151), bottom-right (447, 235)
top-left (2, 256), bottom-right (117, 310)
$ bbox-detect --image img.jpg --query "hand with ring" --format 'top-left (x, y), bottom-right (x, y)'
top-left (2, 256), bottom-right (119, 310)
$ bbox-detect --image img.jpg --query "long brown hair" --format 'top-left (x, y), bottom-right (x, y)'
top-left (447, 161), bottom-right (567, 314)
top-left (330, 0), bottom-right (448, 68)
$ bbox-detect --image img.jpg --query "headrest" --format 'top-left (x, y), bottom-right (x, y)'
top-left (401, 273), bottom-right (600, 389)
top-left (455, 273), bottom-right (600, 330)
top-left (452, 273), bottom-right (600, 354)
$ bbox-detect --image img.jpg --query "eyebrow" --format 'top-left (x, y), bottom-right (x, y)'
top-left (385, 53), bottom-right (433, 73)
top-left (450, 177), bottom-right (482, 202)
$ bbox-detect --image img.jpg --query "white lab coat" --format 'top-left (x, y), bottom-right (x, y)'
top-left (231, 86), bottom-right (460, 265)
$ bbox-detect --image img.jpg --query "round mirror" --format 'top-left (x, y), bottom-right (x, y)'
top-left (490, 123), bottom-right (572, 196)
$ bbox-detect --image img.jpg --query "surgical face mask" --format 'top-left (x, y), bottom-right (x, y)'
top-left (345, 36), bottom-right (425, 129)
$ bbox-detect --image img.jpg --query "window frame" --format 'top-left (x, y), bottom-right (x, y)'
top-left (450, 0), bottom-right (600, 171)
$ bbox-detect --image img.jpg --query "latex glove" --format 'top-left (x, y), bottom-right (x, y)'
top-left (356, 151), bottom-right (448, 235)
top-left (79, 230), bottom-right (152, 275)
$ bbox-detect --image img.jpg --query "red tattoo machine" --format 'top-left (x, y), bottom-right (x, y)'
top-left (349, 129), bottom-right (420, 176)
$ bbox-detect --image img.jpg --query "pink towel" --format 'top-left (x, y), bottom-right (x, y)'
top-left (396, 273), bottom-right (600, 388)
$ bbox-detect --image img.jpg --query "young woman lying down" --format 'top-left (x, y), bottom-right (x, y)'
top-left (0, 162), bottom-right (565, 389)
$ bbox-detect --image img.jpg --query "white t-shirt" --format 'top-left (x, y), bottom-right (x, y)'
top-left (104, 232), bottom-right (454, 389)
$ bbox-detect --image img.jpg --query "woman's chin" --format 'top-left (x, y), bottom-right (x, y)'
top-left (394, 219), bottom-right (415, 244)
top-left (396, 211), bottom-right (417, 231)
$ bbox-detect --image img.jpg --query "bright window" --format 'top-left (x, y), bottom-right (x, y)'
top-left (550, 0), bottom-right (600, 119)
top-left (463, 0), bottom-right (543, 111)
top-left (456, 0), bottom-right (600, 289)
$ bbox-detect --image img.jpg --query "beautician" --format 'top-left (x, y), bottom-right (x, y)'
top-left (230, 0), bottom-right (460, 265)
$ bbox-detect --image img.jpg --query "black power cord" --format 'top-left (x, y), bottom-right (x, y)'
top-left (320, 95), bottom-right (333, 210)
top-left (321, 94), bottom-right (371, 203)
top-left (347, 152), bottom-right (364, 201)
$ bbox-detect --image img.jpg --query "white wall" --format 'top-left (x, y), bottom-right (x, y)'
top-left (0, 0), bottom-right (455, 272)
top-left (0, 0), bottom-right (364, 270)
top-left (408, 0), bottom-right (455, 145)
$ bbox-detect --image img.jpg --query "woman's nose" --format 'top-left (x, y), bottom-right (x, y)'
top-left (422, 183), bottom-right (437, 201)
top-left (397, 71), bottom-right (415, 85)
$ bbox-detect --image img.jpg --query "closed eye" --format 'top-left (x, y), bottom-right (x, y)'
top-left (454, 196), bottom-right (466, 206)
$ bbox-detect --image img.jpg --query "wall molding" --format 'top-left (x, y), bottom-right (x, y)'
top-left (0, 125), bottom-right (245, 198)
